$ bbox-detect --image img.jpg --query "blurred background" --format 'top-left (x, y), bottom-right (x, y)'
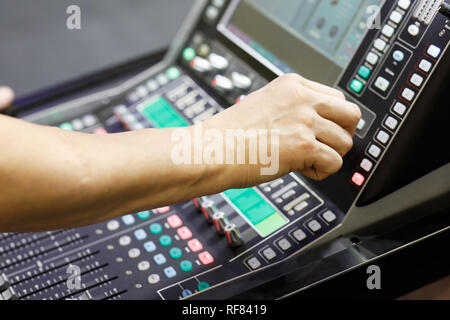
top-left (0, 0), bottom-right (194, 97)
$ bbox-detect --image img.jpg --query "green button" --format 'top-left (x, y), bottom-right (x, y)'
top-left (169, 247), bottom-right (183, 259)
top-left (137, 211), bottom-right (151, 220)
top-left (166, 67), bottom-right (181, 80)
top-left (358, 66), bottom-right (371, 79)
top-left (149, 223), bottom-right (163, 235)
top-left (180, 260), bottom-right (193, 272)
top-left (159, 235), bottom-right (172, 247)
top-left (197, 282), bottom-right (210, 291)
top-left (59, 123), bottom-right (73, 131)
top-left (182, 47), bottom-right (196, 62)
top-left (350, 79), bottom-right (364, 93)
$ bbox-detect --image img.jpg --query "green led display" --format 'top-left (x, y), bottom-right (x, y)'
top-left (138, 96), bottom-right (189, 128)
top-left (223, 188), bottom-right (287, 237)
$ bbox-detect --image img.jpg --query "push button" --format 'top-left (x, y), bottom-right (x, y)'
top-left (374, 38), bottom-right (387, 52)
top-left (198, 251), bottom-right (214, 265)
top-left (180, 260), bottom-right (193, 272)
top-left (149, 223), bottom-right (163, 235)
top-left (384, 116), bottom-right (399, 131)
top-left (107, 220), bottom-right (120, 231)
top-left (187, 238), bottom-right (203, 252)
top-left (177, 226), bottom-right (193, 240)
top-left (427, 45), bottom-right (441, 59)
top-left (351, 172), bottom-right (366, 187)
top-left (376, 130), bottom-right (390, 145)
top-left (368, 144), bottom-right (382, 159)
top-left (134, 229), bottom-right (147, 241)
top-left (382, 25), bottom-right (395, 38)
top-left (350, 79), bottom-right (364, 93)
top-left (358, 66), bottom-right (371, 79)
top-left (292, 229), bottom-right (307, 242)
top-left (322, 210), bottom-right (337, 223)
top-left (246, 257), bottom-right (262, 270)
top-left (398, 0), bottom-right (411, 10)
top-left (137, 211), bottom-right (151, 220)
top-left (167, 214), bottom-right (183, 228)
top-left (144, 241), bottom-right (157, 253)
top-left (393, 50), bottom-right (405, 62)
top-left (148, 274), bottom-right (160, 285)
top-left (153, 253), bottom-right (167, 265)
top-left (261, 247), bottom-right (277, 261)
top-left (375, 76), bottom-right (390, 92)
top-left (122, 214), bottom-right (135, 226)
top-left (197, 282), bottom-right (210, 291)
top-left (390, 10), bottom-right (403, 24)
top-left (418, 59), bottom-right (432, 73)
top-left (159, 235), bottom-right (173, 247)
top-left (276, 238), bottom-right (292, 252)
top-left (366, 52), bottom-right (379, 65)
top-left (393, 102), bottom-right (407, 116)
top-left (360, 158), bottom-right (374, 172)
top-left (169, 247), bottom-right (183, 259)
top-left (401, 88), bottom-right (415, 101)
top-left (410, 74), bottom-right (424, 88)
top-left (164, 266), bottom-right (177, 279)
top-left (306, 219), bottom-right (322, 233)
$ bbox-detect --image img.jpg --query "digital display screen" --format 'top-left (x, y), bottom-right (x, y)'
top-left (219, 0), bottom-right (383, 85)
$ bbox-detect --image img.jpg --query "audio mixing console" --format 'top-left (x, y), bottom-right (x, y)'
top-left (1, 0), bottom-right (448, 300)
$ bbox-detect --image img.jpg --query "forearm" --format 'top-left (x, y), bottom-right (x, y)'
top-left (0, 116), bottom-right (227, 232)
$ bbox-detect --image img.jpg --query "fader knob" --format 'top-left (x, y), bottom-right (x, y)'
top-left (209, 53), bottom-right (229, 71)
top-left (192, 198), bottom-right (202, 210)
top-left (190, 56), bottom-right (212, 73)
top-left (224, 224), bottom-right (243, 247)
top-left (212, 75), bottom-right (234, 91)
top-left (231, 72), bottom-right (252, 90)
top-left (212, 211), bottom-right (228, 235)
top-left (200, 198), bottom-right (216, 223)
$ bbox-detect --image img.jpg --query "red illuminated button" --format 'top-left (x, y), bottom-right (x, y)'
top-left (177, 226), bottom-right (193, 240)
top-left (351, 172), bottom-right (365, 187)
top-left (198, 251), bottom-right (214, 265)
top-left (94, 128), bottom-right (108, 135)
top-left (167, 214), bottom-right (183, 228)
top-left (187, 238), bottom-right (203, 252)
top-left (156, 206), bottom-right (171, 214)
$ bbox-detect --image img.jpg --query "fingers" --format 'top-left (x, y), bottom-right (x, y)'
top-left (300, 141), bottom-right (343, 181)
top-left (315, 95), bottom-right (361, 134)
top-left (0, 87), bottom-right (14, 111)
top-left (315, 117), bottom-right (354, 157)
top-left (297, 76), bottom-right (346, 100)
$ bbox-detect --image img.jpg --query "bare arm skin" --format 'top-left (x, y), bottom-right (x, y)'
top-left (0, 75), bottom-right (360, 232)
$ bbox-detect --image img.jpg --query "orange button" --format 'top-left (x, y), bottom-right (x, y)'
top-left (198, 251), bottom-right (214, 265)
top-left (187, 238), bottom-right (203, 252)
top-left (177, 226), bottom-right (192, 240)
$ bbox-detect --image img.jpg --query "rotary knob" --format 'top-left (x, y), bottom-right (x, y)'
top-left (224, 224), bottom-right (243, 247)
top-left (212, 211), bottom-right (228, 235)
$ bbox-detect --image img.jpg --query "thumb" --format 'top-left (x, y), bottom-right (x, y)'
top-left (0, 86), bottom-right (14, 111)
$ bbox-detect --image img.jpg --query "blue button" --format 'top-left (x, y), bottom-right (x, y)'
top-left (134, 229), bottom-right (147, 241)
top-left (122, 214), bottom-right (135, 225)
top-left (182, 289), bottom-right (193, 298)
top-left (164, 266), bottom-right (177, 278)
top-left (144, 241), bottom-right (156, 253)
top-left (154, 253), bottom-right (166, 265)
top-left (393, 50), bottom-right (405, 62)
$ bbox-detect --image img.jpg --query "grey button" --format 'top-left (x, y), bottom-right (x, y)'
top-left (277, 238), bottom-right (292, 251)
top-left (82, 114), bottom-right (97, 127)
top-left (322, 210), bottom-right (337, 223)
top-left (261, 247), bottom-right (277, 261)
top-left (292, 229), bottom-right (306, 242)
top-left (247, 257), bottom-right (262, 270)
top-left (307, 219), bottom-right (322, 233)
top-left (71, 119), bottom-right (84, 131)
top-left (147, 274), bottom-right (160, 284)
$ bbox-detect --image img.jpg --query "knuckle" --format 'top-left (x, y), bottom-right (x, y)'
top-left (343, 133), bottom-right (354, 152)
top-left (350, 103), bottom-right (362, 123)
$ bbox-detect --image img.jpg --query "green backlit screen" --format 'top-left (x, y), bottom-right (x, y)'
top-left (138, 95), bottom-right (286, 237)
top-left (138, 96), bottom-right (189, 128)
top-left (224, 188), bottom-right (288, 237)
